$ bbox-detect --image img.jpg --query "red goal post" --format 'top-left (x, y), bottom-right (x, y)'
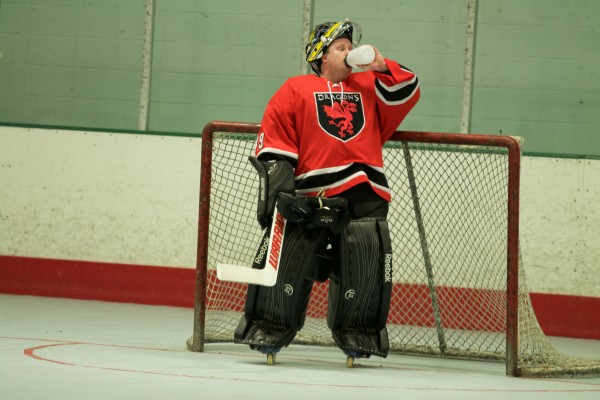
top-left (189, 121), bottom-right (600, 378)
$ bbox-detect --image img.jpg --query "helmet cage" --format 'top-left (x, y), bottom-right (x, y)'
top-left (305, 20), bottom-right (362, 63)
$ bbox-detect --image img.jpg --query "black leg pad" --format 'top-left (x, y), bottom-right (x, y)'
top-left (236, 223), bottom-right (329, 348)
top-left (327, 218), bottom-right (393, 357)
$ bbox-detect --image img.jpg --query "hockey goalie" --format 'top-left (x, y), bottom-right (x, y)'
top-left (229, 18), bottom-right (420, 366)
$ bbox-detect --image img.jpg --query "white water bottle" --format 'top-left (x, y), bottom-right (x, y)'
top-left (345, 45), bottom-right (376, 68)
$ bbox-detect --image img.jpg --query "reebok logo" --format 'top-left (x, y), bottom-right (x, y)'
top-left (254, 234), bottom-right (270, 265)
top-left (384, 253), bottom-right (392, 282)
top-left (259, 177), bottom-right (266, 201)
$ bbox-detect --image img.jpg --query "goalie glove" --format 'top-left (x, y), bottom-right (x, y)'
top-left (249, 156), bottom-right (295, 229)
top-left (277, 192), bottom-right (350, 233)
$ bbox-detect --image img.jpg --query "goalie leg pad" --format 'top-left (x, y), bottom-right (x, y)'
top-left (235, 223), bottom-right (330, 348)
top-left (327, 218), bottom-right (393, 357)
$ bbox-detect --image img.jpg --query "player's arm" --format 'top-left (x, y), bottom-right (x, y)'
top-left (352, 46), bottom-right (420, 141)
top-left (256, 79), bottom-right (299, 164)
top-left (373, 59), bottom-right (420, 142)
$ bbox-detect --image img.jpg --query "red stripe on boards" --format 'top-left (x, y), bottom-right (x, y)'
top-left (1, 255), bottom-right (598, 339)
top-left (0, 255), bottom-right (195, 307)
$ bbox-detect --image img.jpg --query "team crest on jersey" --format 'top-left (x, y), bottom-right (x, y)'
top-left (314, 92), bottom-right (365, 141)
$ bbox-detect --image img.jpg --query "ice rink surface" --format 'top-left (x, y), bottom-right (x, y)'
top-left (1, 294), bottom-right (599, 400)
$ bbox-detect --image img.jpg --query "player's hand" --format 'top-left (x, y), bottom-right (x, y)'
top-left (357, 46), bottom-right (389, 73)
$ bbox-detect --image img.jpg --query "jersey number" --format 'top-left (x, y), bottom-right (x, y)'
top-left (257, 132), bottom-right (265, 150)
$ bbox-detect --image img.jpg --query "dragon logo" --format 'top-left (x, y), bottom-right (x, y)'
top-left (315, 92), bottom-right (365, 142)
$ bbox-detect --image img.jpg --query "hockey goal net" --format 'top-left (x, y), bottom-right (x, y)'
top-left (190, 121), bottom-right (600, 377)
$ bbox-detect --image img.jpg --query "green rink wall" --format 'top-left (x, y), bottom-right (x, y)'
top-left (0, 0), bottom-right (598, 156)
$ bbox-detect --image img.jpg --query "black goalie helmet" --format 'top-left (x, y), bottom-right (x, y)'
top-left (305, 19), bottom-right (362, 74)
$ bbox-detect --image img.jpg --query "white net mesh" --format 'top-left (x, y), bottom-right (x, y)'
top-left (197, 129), bottom-right (600, 378)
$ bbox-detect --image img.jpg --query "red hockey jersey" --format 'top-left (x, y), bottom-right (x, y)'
top-left (255, 59), bottom-right (420, 202)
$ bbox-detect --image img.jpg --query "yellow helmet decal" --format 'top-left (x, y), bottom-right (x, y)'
top-left (307, 21), bottom-right (342, 62)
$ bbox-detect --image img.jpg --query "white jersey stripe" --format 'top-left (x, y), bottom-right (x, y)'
top-left (256, 147), bottom-right (298, 161)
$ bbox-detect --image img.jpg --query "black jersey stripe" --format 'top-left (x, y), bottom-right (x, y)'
top-left (295, 163), bottom-right (389, 192)
top-left (375, 76), bottom-right (419, 105)
top-left (374, 62), bottom-right (419, 105)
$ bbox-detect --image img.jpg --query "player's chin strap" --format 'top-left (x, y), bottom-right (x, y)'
top-left (276, 192), bottom-right (350, 233)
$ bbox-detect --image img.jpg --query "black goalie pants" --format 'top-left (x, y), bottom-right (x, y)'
top-left (235, 184), bottom-right (392, 357)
